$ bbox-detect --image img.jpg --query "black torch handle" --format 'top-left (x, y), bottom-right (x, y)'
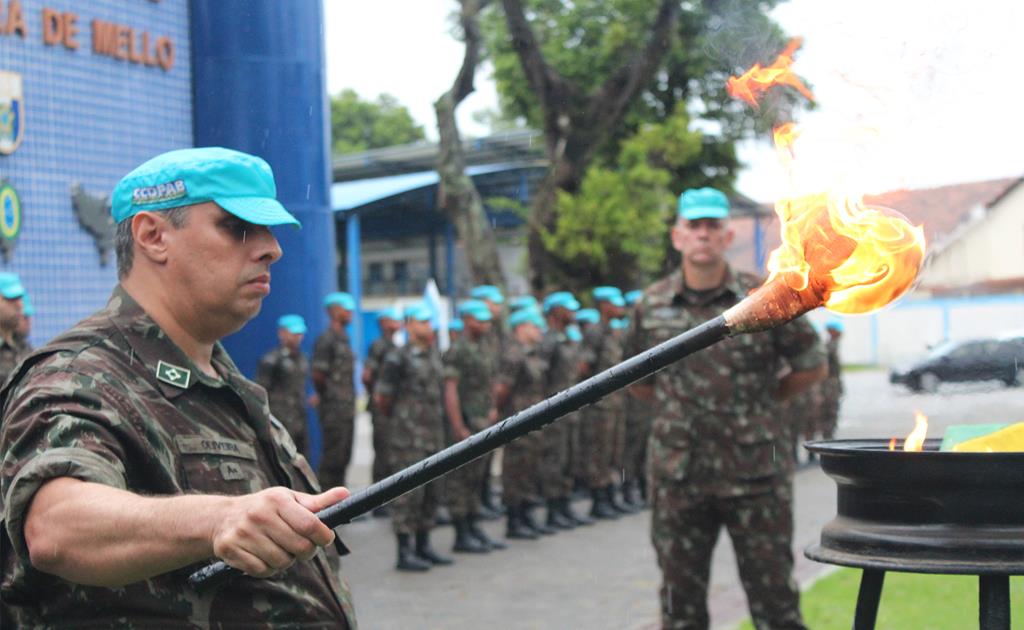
top-left (189, 315), bottom-right (729, 592)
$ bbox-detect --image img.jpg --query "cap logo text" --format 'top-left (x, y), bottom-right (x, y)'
top-left (132, 179), bottom-right (187, 205)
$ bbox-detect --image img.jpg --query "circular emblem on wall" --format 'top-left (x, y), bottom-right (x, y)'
top-left (0, 71), bottom-right (25, 156)
top-left (0, 182), bottom-right (21, 262)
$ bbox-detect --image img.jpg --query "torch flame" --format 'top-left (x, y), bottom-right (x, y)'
top-left (728, 40), bottom-right (927, 315)
top-left (726, 38), bottom-right (814, 109)
top-left (903, 411), bottom-right (929, 451)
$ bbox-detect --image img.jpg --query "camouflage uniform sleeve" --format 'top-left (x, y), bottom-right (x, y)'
top-left (374, 348), bottom-right (403, 398)
top-left (580, 326), bottom-right (601, 367)
top-left (442, 341), bottom-right (463, 382)
top-left (773, 315), bottom-right (827, 372)
top-left (1, 369), bottom-right (130, 563)
top-left (255, 350), bottom-right (277, 390)
top-left (364, 339), bottom-right (383, 374)
top-left (496, 344), bottom-right (523, 388)
top-left (624, 299), bottom-right (657, 386)
top-left (311, 334), bottom-right (332, 374)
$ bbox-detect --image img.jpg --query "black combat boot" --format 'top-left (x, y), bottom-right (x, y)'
top-left (609, 485), bottom-right (636, 514)
top-left (624, 479), bottom-right (647, 509)
top-left (396, 533), bottom-right (431, 572)
top-left (506, 504), bottom-right (539, 540)
top-left (560, 496), bottom-right (594, 526)
top-left (637, 476), bottom-right (650, 509)
top-left (546, 498), bottom-right (575, 530)
top-left (522, 503), bottom-right (556, 535)
top-left (452, 518), bottom-right (489, 554)
top-left (469, 514), bottom-right (506, 550)
top-left (589, 486), bottom-right (619, 520)
top-left (416, 529), bottom-right (454, 565)
top-left (477, 479), bottom-right (504, 520)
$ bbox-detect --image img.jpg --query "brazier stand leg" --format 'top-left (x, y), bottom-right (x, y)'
top-left (978, 575), bottom-right (1010, 630)
top-left (852, 569), bottom-right (885, 630)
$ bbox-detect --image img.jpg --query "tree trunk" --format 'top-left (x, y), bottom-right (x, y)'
top-left (434, 0), bottom-right (505, 289)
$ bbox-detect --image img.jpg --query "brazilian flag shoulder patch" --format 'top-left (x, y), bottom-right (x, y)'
top-left (156, 360), bottom-right (192, 389)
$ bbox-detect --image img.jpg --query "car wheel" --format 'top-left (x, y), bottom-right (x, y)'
top-left (918, 371), bottom-right (940, 393)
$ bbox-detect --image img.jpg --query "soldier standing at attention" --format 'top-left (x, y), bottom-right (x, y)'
top-left (362, 307), bottom-right (402, 496)
top-left (312, 292), bottom-right (356, 489)
top-left (0, 147), bottom-right (356, 627)
top-left (819, 319), bottom-right (845, 441)
top-left (256, 314), bottom-right (311, 455)
top-left (469, 284), bottom-right (507, 518)
top-left (447, 318), bottom-right (464, 344)
top-left (619, 291), bottom-right (651, 508)
top-left (491, 306), bottom-right (548, 540)
top-left (375, 304), bottom-right (453, 572)
top-left (628, 187), bottom-right (825, 630)
top-left (14, 291), bottom-right (33, 354)
top-left (0, 273), bottom-right (26, 383)
top-left (443, 300), bottom-right (506, 553)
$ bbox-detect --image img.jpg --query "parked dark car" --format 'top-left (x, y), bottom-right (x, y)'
top-left (890, 336), bottom-right (1024, 392)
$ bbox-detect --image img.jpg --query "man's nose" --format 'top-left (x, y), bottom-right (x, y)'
top-left (251, 226), bottom-right (283, 263)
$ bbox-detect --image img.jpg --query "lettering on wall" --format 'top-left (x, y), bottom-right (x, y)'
top-left (0, 1), bottom-right (175, 72)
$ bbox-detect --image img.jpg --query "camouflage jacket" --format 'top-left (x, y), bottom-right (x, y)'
top-left (496, 340), bottom-right (547, 416)
top-left (826, 337), bottom-right (843, 392)
top-left (311, 327), bottom-right (355, 405)
top-left (0, 286), bottom-right (356, 629)
top-left (580, 320), bottom-right (625, 412)
top-left (256, 345), bottom-right (309, 444)
top-left (538, 327), bottom-right (581, 398)
top-left (0, 336), bottom-right (25, 388)
top-left (364, 336), bottom-right (393, 394)
top-left (481, 320), bottom-right (507, 374)
top-left (627, 267), bottom-right (825, 497)
top-left (442, 335), bottom-right (494, 429)
top-left (376, 343), bottom-right (445, 455)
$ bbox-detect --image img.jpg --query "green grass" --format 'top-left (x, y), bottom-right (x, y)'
top-left (735, 568), bottom-right (1024, 629)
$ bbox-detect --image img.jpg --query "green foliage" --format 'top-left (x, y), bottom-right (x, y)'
top-left (736, 568), bottom-right (1024, 630)
top-left (330, 89), bottom-right (425, 155)
top-left (543, 104), bottom-right (702, 286)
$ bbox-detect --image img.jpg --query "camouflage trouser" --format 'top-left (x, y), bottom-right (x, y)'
top-left (580, 408), bottom-right (616, 488)
top-left (650, 483), bottom-right (806, 630)
top-left (391, 449), bottom-right (439, 535)
top-left (610, 413), bottom-right (626, 475)
top-left (539, 419), bottom-right (572, 499)
top-left (445, 422), bottom-right (486, 518)
top-left (503, 432), bottom-right (541, 505)
top-left (818, 379), bottom-right (842, 440)
top-left (370, 409), bottom-right (390, 483)
top-left (318, 404), bottom-right (354, 489)
top-left (623, 401), bottom-right (653, 484)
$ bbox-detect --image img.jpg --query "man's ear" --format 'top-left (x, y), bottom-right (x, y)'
top-left (131, 212), bottom-right (171, 265)
top-left (723, 222), bottom-right (735, 248)
top-left (670, 221), bottom-right (686, 253)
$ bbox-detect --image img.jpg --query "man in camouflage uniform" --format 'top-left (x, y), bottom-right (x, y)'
top-left (469, 284), bottom-right (506, 518)
top-left (256, 314), bottom-right (311, 455)
top-left (14, 290), bottom-right (33, 355)
top-left (492, 306), bottom-right (548, 539)
top-left (819, 319), bottom-right (845, 441)
top-left (312, 291), bottom-right (356, 489)
top-left (375, 303), bottom-right (453, 572)
top-left (362, 306), bottom-right (402, 491)
top-left (628, 187), bottom-right (826, 630)
top-left (580, 286), bottom-right (634, 519)
top-left (0, 273), bottom-right (27, 383)
top-left (0, 148), bottom-right (356, 627)
top-left (443, 300), bottom-right (506, 553)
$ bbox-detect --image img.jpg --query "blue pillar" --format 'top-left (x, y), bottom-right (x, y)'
top-left (346, 211), bottom-right (364, 385)
top-left (190, 0), bottom-right (335, 378)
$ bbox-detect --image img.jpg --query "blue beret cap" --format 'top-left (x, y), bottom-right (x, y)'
top-left (458, 299), bottom-right (493, 322)
top-left (21, 292), bottom-right (33, 317)
top-left (508, 306), bottom-right (544, 329)
top-left (543, 291), bottom-right (578, 314)
top-left (678, 187), bottom-right (730, 221)
top-left (324, 292), bottom-right (355, 311)
top-left (112, 147), bottom-right (300, 227)
top-left (0, 273), bottom-right (25, 300)
top-left (592, 286), bottom-right (622, 301)
top-left (825, 318), bottom-right (845, 332)
top-left (404, 303), bottom-right (433, 322)
top-left (566, 324), bottom-right (583, 342)
top-left (448, 319), bottom-right (465, 332)
top-left (509, 295), bottom-right (538, 312)
top-left (277, 314), bottom-right (307, 334)
top-left (610, 317), bottom-right (629, 330)
top-left (575, 308), bottom-right (600, 324)
top-left (377, 306), bottom-right (402, 321)
top-left (470, 285), bottom-right (504, 304)
top-left (624, 290), bottom-right (643, 305)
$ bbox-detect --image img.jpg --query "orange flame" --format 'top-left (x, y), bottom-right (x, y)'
top-left (887, 411), bottom-right (928, 452)
top-left (726, 38), bottom-right (814, 109)
top-left (728, 40), bottom-right (927, 314)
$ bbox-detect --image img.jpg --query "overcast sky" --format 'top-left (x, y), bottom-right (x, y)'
top-left (325, 0), bottom-right (1024, 202)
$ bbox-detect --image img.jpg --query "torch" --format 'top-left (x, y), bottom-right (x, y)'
top-left (189, 39), bottom-right (926, 593)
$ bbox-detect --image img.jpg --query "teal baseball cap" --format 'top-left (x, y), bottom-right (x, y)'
top-left (404, 303), bottom-right (433, 322)
top-left (825, 318), bottom-right (845, 332)
top-left (566, 324), bottom-right (583, 342)
top-left (678, 187), bottom-right (730, 221)
top-left (592, 286), bottom-right (622, 301)
top-left (470, 285), bottom-right (504, 304)
top-left (624, 289), bottom-right (642, 306)
top-left (448, 319), bottom-right (464, 332)
top-left (0, 273), bottom-right (25, 300)
top-left (575, 308), bottom-right (600, 324)
top-left (324, 291), bottom-right (355, 311)
top-left (543, 291), bottom-right (579, 314)
top-left (21, 292), bottom-right (33, 316)
top-left (277, 314), bottom-right (307, 335)
top-left (509, 295), bottom-right (537, 312)
top-left (111, 147), bottom-right (300, 228)
top-left (458, 299), bottom-right (493, 322)
top-left (377, 306), bottom-right (402, 322)
top-left (509, 307), bottom-right (544, 329)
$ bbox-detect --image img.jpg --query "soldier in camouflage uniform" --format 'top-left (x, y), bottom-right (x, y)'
top-left (256, 314), bottom-right (311, 455)
top-left (628, 188), bottom-right (825, 630)
top-left (621, 289), bottom-right (653, 507)
top-left (375, 303), bottom-right (453, 572)
top-left (312, 292), bottom-right (356, 489)
top-left (0, 273), bottom-right (27, 384)
top-left (492, 307), bottom-right (549, 539)
top-left (0, 148), bottom-right (356, 628)
top-left (580, 287), bottom-right (634, 519)
top-left (469, 284), bottom-right (507, 518)
top-left (14, 290), bottom-right (33, 355)
top-left (362, 307), bottom-right (402, 490)
top-left (443, 300), bottom-right (506, 553)
top-left (819, 319), bottom-right (845, 441)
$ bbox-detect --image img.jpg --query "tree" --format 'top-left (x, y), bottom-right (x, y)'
top-left (483, 0), bottom-right (797, 289)
top-left (434, 0), bottom-right (505, 286)
top-left (330, 89), bottom-right (425, 155)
